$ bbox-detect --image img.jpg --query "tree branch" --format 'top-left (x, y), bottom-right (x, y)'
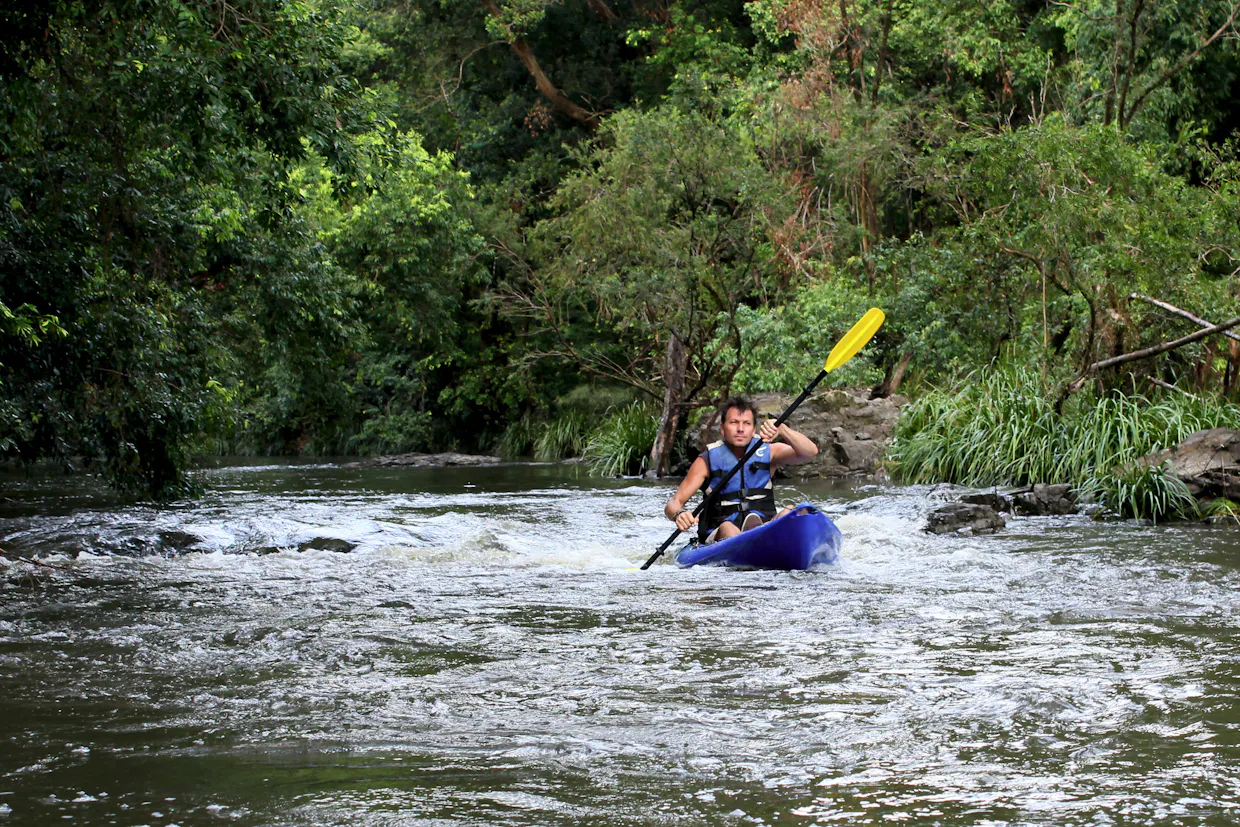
top-left (480, 0), bottom-right (598, 125)
top-left (1129, 292), bottom-right (1240, 343)
top-left (1121, 2), bottom-right (1239, 128)
top-left (1066, 313), bottom-right (1240, 395)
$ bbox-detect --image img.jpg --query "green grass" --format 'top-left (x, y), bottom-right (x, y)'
top-left (584, 402), bottom-right (659, 477)
top-left (890, 366), bottom-right (1240, 521)
top-left (534, 410), bottom-right (590, 460)
top-left (496, 413), bottom-right (539, 460)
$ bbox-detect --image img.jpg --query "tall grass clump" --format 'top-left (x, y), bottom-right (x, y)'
top-left (584, 402), bottom-right (659, 477)
top-left (891, 366), bottom-right (1240, 520)
top-left (496, 413), bottom-right (539, 459)
top-left (534, 410), bottom-right (590, 460)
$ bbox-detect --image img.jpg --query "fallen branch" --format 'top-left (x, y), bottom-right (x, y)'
top-left (1130, 293), bottom-right (1240, 344)
top-left (0, 546), bottom-right (73, 572)
top-left (1149, 377), bottom-right (1195, 398)
top-left (1065, 314), bottom-right (1240, 395)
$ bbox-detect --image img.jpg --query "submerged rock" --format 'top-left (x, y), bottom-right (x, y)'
top-left (924, 503), bottom-right (1006, 535)
top-left (297, 538), bottom-right (357, 554)
top-left (158, 530), bottom-right (206, 555)
top-left (346, 452), bottom-right (501, 468)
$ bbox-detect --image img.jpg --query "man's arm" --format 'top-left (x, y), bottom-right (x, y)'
top-left (759, 420), bottom-right (819, 468)
top-left (665, 456), bottom-right (708, 532)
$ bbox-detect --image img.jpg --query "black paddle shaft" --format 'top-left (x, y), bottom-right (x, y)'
top-left (639, 369), bottom-right (829, 570)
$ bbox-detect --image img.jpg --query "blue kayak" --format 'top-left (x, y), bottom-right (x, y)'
top-left (674, 502), bottom-right (842, 570)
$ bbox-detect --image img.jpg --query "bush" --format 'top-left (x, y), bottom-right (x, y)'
top-left (890, 365), bottom-right (1240, 520)
top-left (534, 410), bottom-right (591, 460)
top-left (585, 402), bottom-right (659, 476)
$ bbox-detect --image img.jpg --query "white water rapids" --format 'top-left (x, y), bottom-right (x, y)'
top-left (2, 461), bottom-right (1240, 825)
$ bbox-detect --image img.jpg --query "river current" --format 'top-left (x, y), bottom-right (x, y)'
top-left (3, 461), bottom-right (1240, 826)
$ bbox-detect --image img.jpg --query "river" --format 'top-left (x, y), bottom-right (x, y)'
top-left (2, 461), bottom-right (1240, 825)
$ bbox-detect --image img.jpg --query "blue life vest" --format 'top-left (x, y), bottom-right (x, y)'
top-left (697, 437), bottom-right (776, 541)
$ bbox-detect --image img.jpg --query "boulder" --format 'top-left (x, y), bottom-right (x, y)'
top-left (700, 389), bottom-right (906, 479)
top-left (960, 492), bottom-right (1012, 512)
top-left (1010, 483), bottom-right (1078, 516)
top-left (924, 503), bottom-right (1006, 535)
top-left (1137, 428), bottom-right (1240, 500)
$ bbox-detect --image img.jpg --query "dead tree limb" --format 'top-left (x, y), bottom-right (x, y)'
top-left (1065, 314), bottom-right (1240, 395)
top-left (1130, 293), bottom-right (1240, 343)
top-left (1149, 377), bottom-right (1195, 397)
top-left (0, 546), bottom-right (73, 572)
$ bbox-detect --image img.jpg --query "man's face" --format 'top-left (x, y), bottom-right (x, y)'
top-left (721, 407), bottom-right (755, 448)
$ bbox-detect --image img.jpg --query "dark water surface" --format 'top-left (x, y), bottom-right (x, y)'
top-left (3, 462), bottom-right (1240, 825)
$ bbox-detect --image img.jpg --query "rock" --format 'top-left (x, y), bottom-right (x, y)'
top-left (1136, 428), bottom-right (1240, 500)
top-left (697, 389), bottom-right (907, 480)
top-left (158, 530), bottom-right (205, 554)
top-left (346, 452), bottom-right (501, 469)
top-left (960, 492), bottom-right (1011, 512)
top-left (297, 538), bottom-right (357, 554)
top-left (925, 503), bottom-right (1006, 535)
top-left (1010, 483), bottom-right (1078, 516)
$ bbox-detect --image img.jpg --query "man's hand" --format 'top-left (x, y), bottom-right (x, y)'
top-left (759, 419), bottom-right (782, 443)
top-left (674, 510), bottom-right (699, 532)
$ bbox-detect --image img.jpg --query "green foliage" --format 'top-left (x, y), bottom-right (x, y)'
top-left (5, 0), bottom-right (1240, 501)
top-left (534, 410), bottom-right (590, 460)
top-left (726, 285), bottom-right (886, 394)
top-left (1082, 461), bottom-right (1201, 524)
top-left (0, 0), bottom-right (369, 494)
top-left (497, 413), bottom-right (540, 460)
top-left (585, 403), bottom-right (658, 477)
top-left (892, 366), bottom-right (1240, 519)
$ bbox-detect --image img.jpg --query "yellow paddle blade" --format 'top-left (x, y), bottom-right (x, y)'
top-left (823, 308), bottom-right (885, 372)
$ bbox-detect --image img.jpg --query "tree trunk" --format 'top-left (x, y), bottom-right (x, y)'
top-left (650, 331), bottom-right (687, 477)
top-left (480, 0), bottom-right (597, 125)
top-left (870, 352), bottom-right (912, 399)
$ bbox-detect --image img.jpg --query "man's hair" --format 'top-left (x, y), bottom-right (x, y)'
top-left (719, 395), bottom-right (759, 423)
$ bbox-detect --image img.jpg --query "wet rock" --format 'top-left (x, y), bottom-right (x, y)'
top-left (960, 492), bottom-right (1012, 512)
top-left (1010, 483), bottom-right (1078, 516)
top-left (297, 538), bottom-right (357, 554)
top-left (346, 452), bottom-right (501, 469)
top-left (1137, 428), bottom-right (1240, 500)
top-left (158, 530), bottom-right (206, 555)
top-left (924, 503), bottom-right (1006, 535)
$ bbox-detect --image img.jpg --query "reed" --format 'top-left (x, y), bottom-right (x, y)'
top-left (584, 402), bottom-right (659, 477)
top-left (496, 413), bottom-right (539, 459)
top-left (534, 410), bottom-right (591, 460)
top-left (891, 366), bottom-right (1240, 520)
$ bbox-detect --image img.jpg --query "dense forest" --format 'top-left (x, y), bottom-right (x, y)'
top-left (2, 0), bottom-right (1239, 501)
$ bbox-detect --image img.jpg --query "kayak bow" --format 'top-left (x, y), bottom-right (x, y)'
top-left (673, 503), bottom-right (841, 570)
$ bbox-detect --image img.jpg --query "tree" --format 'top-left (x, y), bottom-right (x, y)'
top-left (492, 102), bottom-right (798, 474)
top-left (0, 0), bottom-right (367, 494)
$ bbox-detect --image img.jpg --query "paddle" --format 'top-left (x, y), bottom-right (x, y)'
top-left (639, 307), bottom-right (886, 571)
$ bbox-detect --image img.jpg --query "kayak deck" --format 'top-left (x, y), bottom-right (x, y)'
top-left (673, 502), bottom-right (842, 570)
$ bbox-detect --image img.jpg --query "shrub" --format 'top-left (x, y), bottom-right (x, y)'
top-left (890, 365), bottom-right (1240, 520)
top-left (585, 402), bottom-right (659, 476)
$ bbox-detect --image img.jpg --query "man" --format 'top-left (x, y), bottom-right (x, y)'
top-left (664, 396), bottom-right (819, 544)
